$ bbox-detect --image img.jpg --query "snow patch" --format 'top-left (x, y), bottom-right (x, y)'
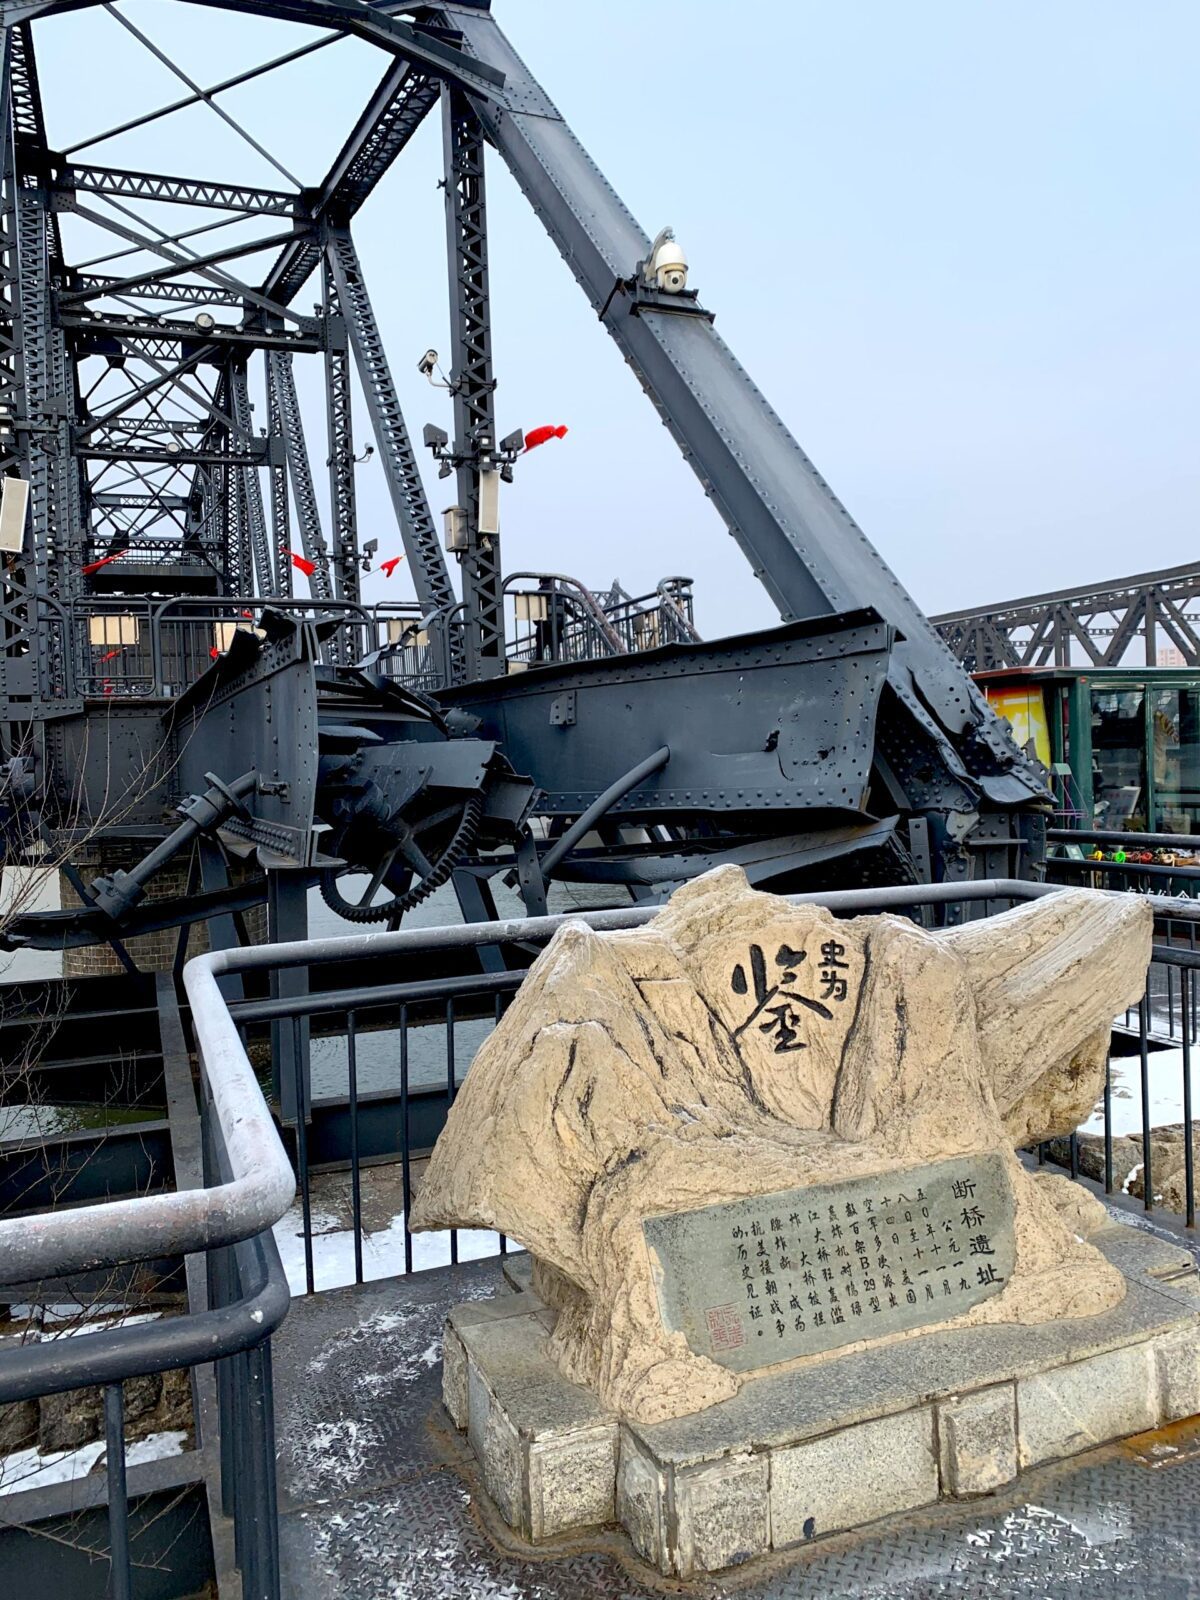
top-left (1083, 1045), bottom-right (1200, 1141)
top-left (0, 1429), bottom-right (186, 1496)
top-left (272, 1203), bottom-right (520, 1296)
top-left (6, 1308), bottom-right (161, 1338)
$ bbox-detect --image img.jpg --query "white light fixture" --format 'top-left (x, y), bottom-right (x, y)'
top-left (478, 469), bottom-right (500, 537)
top-left (89, 614), bottom-right (139, 648)
top-left (443, 505), bottom-right (468, 553)
top-left (0, 477), bottom-right (29, 553)
top-left (514, 591), bottom-right (548, 624)
top-left (195, 311), bottom-right (216, 333)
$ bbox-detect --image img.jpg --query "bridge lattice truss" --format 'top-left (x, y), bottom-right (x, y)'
top-left (0, 3), bottom-right (508, 725)
top-left (0, 0), bottom-right (1049, 835)
top-left (932, 562), bottom-right (1200, 673)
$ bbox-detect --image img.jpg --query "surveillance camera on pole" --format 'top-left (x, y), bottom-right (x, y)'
top-left (642, 227), bottom-right (688, 294)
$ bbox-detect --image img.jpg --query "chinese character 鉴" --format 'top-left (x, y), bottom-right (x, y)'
top-left (729, 943), bottom-right (833, 1052)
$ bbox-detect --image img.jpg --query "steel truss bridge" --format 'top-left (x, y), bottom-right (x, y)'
top-left (0, 0), bottom-right (1049, 969)
top-left (934, 560), bottom-right (1200, 672)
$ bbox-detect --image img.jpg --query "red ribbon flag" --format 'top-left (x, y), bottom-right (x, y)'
top-left (290, 550), bottom-right (316, 577)
top-left (522, 424), bottom-right (568, 453)
top-left (380, 556), bottom-right (404, 578)
top-left (80, 552), bottom-right (124, 576)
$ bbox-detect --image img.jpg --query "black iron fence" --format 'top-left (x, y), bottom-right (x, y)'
top-left (64, 595), bottom-right (434, 699)
top-left (215, 880), bottom-right (1200, 1299)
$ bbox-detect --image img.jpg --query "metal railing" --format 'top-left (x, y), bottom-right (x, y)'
top-left (601, 577), bottom-right (700, 652)
top-left (217, 881), bottom-right (1056, 1292)
top-left (0, 972), bottom-right (293, 1598)
top-left (17, 574), bottom-right (704, 706)
top-left (208, 880), bottom-right (1200, 1301)
top-left (502, 573), bottom-right (699, 669)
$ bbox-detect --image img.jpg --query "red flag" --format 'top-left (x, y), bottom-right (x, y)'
top-left (81, 552), bottom-right (123, 576)
top-left (209, 646), bottom-right (221, 660)
top-left (380, 556), bottom-right (404, 578)
top-left (99, 648), bottom-right (121, 662)
top-left (523, 424), bottom-right (568, 453)
top-left (290, 550), bottom-right (316, 578)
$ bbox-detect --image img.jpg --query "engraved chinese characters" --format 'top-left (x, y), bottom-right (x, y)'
top-left (712, 923), bottom-right (864, 1116)
top-left (729, 938), bottom-right (852, 1053)
top-left (643, 1155), bottom-right (1016, 1374)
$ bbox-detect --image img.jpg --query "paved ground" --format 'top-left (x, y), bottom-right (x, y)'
top-left (273, 1240), bottom-right (1200, 1600)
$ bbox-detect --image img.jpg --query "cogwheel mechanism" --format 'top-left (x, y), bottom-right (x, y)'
top-left (318, 794), bottom-right (482, 924)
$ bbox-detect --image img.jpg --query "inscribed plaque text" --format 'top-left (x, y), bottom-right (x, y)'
top-left (643, 1153), bottom-right (1015, 1372)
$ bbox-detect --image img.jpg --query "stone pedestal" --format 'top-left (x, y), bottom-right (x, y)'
top-left (444, 1225), bottom-right (1200, 1578)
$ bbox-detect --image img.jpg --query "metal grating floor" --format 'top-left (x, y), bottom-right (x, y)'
top-left (273, 1256), bottom-right (1200, 1600)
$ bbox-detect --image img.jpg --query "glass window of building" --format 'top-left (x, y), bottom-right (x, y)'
top-left (1091, 688), bottom-right (1147, 830)
top-left (1151, 688), bottom-right (1200, 833)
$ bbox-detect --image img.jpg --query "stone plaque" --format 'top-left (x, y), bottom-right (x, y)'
top-left (643, 1153), bottom-right (1015, 1373)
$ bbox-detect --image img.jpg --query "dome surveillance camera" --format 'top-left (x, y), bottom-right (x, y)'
top-left (652, 236), bottom-right (688, 294)
top-left (642, 228), bottom-right (689, 295)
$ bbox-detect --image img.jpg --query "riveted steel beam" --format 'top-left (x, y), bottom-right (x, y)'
top-left (442, 84), bottom-right (502, 679)
top-left (56, 164), bottom-right (303, 217)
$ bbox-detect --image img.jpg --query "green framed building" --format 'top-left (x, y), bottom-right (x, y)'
top-left (975, 666), bottom-right (1200, 835)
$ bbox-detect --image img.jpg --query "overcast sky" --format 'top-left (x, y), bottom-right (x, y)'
top-left (32, 1), bottom-right (1200, 638)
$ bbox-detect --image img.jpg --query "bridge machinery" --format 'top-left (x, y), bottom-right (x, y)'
top-left (0, 0), bottom-right (1049, 976)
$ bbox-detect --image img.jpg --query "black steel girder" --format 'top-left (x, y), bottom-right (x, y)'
top-left (433, 3), bottom-right (1045, 810)
top-left (61, 311), bottom-right (322, 353)
top-left (260, 52), bottom-right (440, 306)
top-left (442, 84), bottom-right (502, 679)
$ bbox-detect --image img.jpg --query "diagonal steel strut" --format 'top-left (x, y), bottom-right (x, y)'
top-left (324, 227), bottom-right (456, 622)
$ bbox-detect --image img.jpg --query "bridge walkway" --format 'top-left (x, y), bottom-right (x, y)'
top-left (272, 1253), bottom-right (1200, 1600)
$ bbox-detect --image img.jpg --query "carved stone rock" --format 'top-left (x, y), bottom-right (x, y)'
top-left (411, 868), bottom-right (1151, 1424)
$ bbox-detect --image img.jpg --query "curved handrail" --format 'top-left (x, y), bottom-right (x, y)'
top-left (502, 571), bottom-right (627, 656)
top-left (0, 946), bottom-right (295, 1286)
top-left (0, 1233), bottom-right (289, 1405)
top-left (656, 577), bottom-right (702, 642)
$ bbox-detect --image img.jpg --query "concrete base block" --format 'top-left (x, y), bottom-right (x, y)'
top-left (938, 1384), bottom-right (1017, 1497)
top-left (771, 1410), bottom-right (937, 1548)
top-left (442, 1324), bottom-right (468, 1431)
top-left (474, 1370), bottom-right (523, 1527)
top-left (528, 1424), bottom-right (617, 1540)
top-left (1017, 1342), bottom-right (1159, 1468)
top-left (452, 1294), bottom-right (618, 1543)
top-left (675, 1452), bottom-right (769, 1577)
top-left (1156, 1329), bottom-right (1200, 1422)
top-left (617, 1432), bottom-right (669, 1570)
top-left (444, 1222), bottom-right (1200, 1576)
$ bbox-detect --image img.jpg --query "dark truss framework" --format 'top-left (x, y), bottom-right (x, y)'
top-left (933, 561), bottom-right (1200, 672)
top-left (0, 0), bottom-right (1048, 906)
top-left (0, 1), bottom-right (489, 725)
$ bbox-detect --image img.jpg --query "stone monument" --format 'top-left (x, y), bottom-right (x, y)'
top-left (412, 869), bottom-right (1200, 1575)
